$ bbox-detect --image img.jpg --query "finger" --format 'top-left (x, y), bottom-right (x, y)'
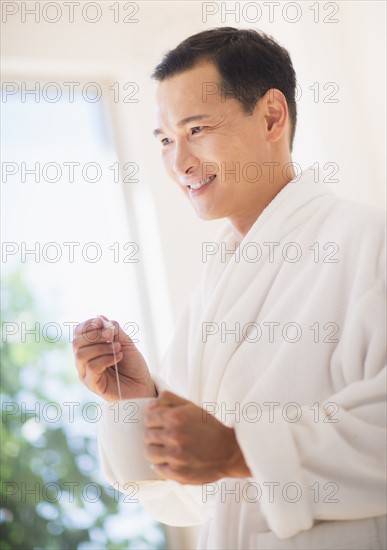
top-left (77, 340), bottom-right (121, 356)
top-left (144, 427), bottom-right (169, 445)
top-left (75, 340), bottom-right (121, 365)
top-left (73, 325), bottom-right (117, 351)
top-left (74, 317), bottom-right (119, 343)
top-left (83, 355), bottom-right (124, 393)
top-left (144, 408), bottom-right (165, 428)
top-left (73, 327), bottom-right (107, 347)
top-left (148, 460), bottom-right (188, 483)
top-left (96, 320), bottom-right (134, 346)
top-left (145, 442), bottom-right (183, 465)
top-left (144, 405), bottom-right (180, 428)
top-left (145, 400), bottom-right (189, 429)
top-left (98, 316), bottom-right (121, 343)
top-left (151, 390), bottom-right (188, 408)
top-left (77, 345), bottom-right (122, 379)
top-left (97, 314), bottom-right (114, 329)
top-left (74, 317), bottom-right (104, 338)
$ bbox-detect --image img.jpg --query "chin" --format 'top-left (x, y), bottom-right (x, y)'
top-left (194, 209), bottom-right (225, 221)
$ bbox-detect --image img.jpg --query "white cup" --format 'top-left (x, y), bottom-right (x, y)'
top-left (99, 397), bottom-right (162, 485)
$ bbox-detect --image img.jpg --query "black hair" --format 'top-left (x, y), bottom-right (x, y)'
top-left (152, 27), bottom-right (297, 150)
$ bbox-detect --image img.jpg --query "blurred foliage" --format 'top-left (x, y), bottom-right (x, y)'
top-left (0, 269), bottom-right (165, 549)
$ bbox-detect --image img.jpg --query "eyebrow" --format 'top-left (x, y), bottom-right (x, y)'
top-left (153, 114), bottom-right (210, 137)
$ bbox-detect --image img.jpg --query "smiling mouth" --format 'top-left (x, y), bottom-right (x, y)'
top-left (188, 175), bottom-right (216, 190)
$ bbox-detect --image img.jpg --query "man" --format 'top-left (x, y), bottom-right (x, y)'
top-left (73, 28), bottom-right (386, 549)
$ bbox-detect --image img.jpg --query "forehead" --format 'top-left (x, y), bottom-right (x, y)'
top-left (154, 61), bottom-right (225, 127)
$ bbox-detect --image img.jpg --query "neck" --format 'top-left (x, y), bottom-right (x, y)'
top-left (228, 162), bottom-right (295, 241)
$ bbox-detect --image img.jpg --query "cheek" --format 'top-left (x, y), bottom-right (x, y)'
top-left (204, 133), bottom-right (241, 161)
top-left (161, 151), bottom-right (187, 192)
top-left (161, 150), bottom-right (174, 175)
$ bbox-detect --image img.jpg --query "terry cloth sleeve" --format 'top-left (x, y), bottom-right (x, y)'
top-left (234, 277), bottom-right (387, 539)
top-left (98, 286), bottom-right (215, 526)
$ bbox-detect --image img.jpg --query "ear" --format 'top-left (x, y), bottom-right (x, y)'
top-left (262, 88), bottom-right (289, 143)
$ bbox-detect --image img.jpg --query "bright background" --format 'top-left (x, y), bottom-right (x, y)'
top-left (1, 2), bottom-right (385, 549)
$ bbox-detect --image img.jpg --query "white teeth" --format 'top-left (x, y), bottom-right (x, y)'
top-left (189, 175), bottom-right (215, 190)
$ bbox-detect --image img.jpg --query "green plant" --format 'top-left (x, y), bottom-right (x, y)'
top-left (0, 269), bottom-right (165, 550)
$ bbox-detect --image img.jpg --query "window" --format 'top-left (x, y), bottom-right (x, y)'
top-left (1, 84), bottom-right (166, 549)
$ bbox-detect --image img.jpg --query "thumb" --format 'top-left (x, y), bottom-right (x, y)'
top-left (113, 321), bottom-right (138, 348)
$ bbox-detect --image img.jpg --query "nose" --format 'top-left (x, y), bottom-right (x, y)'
top-left (172, 139), bottom-right (199, 178)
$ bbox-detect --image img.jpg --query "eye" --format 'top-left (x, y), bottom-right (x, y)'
top-left (191, 126), bottom-right (203, 135)
top-left (161, 137), bottom-right (172, 146)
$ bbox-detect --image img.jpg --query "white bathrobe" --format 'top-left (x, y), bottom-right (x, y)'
top-left (99, 169), bottom-right (386, 549)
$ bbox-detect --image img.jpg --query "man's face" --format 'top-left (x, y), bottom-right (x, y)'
top-left (154, 61), bottom-right (272, 224)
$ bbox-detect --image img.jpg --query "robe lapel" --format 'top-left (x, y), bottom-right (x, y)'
top-left (187, 169), bottom-right (337, 404)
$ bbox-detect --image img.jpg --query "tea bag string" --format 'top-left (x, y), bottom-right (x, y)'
top-left (98, 315), bottom-right (122, 401)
